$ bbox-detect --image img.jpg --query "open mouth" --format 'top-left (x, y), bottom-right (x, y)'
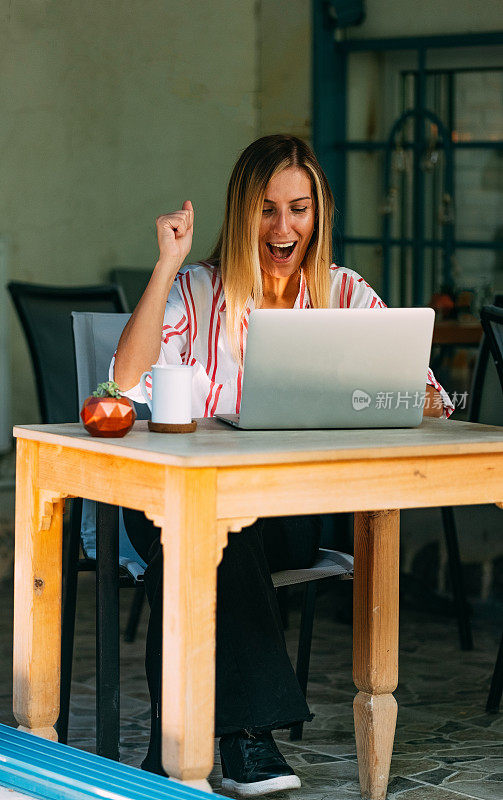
top-left (266, 241), bottom-right (297, 261)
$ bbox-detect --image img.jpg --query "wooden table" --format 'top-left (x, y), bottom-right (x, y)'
top-left (12, 418), bottom-right (503, 800)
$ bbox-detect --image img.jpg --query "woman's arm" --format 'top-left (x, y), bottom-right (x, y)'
top-left (114, 201), bottom-right (194, 391)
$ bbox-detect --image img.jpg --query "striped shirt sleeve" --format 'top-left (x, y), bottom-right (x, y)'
top-left (426, 367), bottom-right (455, 418)
top-left (329, 267), bottom-right (387, 310)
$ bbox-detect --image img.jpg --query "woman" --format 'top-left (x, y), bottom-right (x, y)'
top-left (113, 135), bottom-right (453, 796)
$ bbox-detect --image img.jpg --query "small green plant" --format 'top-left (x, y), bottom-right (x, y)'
top-left (92, 380), bottom-right (122, 399)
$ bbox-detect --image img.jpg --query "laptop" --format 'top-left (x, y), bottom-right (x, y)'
top-left (215, 308), bottom-right (435, 429)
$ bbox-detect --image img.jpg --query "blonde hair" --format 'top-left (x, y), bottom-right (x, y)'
top-left (208, 134), bottom-right (334, 365)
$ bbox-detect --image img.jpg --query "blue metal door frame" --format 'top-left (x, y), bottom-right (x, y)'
top-left (312, 3), bottom-right (503, 305)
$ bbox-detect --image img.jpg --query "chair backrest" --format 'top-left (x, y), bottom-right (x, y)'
top-left (71, 312), bottom-right (131, 406)
top-left (469, 306), bottom-right (503, 426)
top-left (480, 304), bottom-right (503, 396)
top-left (8, 282), bottom-right (128, 423)
top-left (109, 268), bottom-right (151, 313)
top-left (71, 311), bottom-right (148, 576)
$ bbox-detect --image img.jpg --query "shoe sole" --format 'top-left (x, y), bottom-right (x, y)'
top-left (222, 775), bottom-right (301, 796)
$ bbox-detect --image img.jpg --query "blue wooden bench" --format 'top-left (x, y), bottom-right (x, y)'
top-left (0, 725), bottom-right (221, 800)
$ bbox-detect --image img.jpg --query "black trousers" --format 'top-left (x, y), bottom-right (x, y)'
top-left (123, 510), bottom-right (320, 756)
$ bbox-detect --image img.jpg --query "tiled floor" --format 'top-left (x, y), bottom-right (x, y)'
top-left (0, 573), bottom-right (501, 800)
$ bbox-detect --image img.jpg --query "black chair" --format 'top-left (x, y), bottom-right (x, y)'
top-left (416, 298), bottom-right (502, 650)
top-left (431, 297), bottom-right (503, 653)
top-left (71, 311), bottom-right (151, 757)
top-left (486, 635), bottom-right (503, 714)
top-left (6, 282), bottom-right (142, 757)
top-left (270, 550), bottom-right (354, 740)
top-left (479, 304), bottom-right (503, 713)
top-left (7, 282), bottom-right (128, 423)
top-left (109, 268), bottom-right (151, 312)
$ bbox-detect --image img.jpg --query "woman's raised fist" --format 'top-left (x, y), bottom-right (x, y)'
top-left (155, 199), bottom-right (194, 266)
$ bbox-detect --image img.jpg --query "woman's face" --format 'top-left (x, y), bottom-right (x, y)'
top-left (258, 166), bottom-right (315, 279)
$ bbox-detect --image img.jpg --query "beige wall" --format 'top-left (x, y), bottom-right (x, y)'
top-left (1, 0), bottom-right (258, 423)
top-left (257, 0), bottom-right (312, 140)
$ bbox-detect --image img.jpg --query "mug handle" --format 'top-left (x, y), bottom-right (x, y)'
top-left (139, 371), bottom-right (153, 412)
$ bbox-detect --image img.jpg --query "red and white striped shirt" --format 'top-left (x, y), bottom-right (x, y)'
top-left (114, 261), bottom-right (454, 418)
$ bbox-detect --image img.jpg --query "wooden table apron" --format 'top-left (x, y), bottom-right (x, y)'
top-left (11, 422), bottom-right (503, 800)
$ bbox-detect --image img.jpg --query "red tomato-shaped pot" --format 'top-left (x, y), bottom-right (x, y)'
top-left (80, 395), bottom-right (136, 438)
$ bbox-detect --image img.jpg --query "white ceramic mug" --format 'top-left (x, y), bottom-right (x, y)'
top-left (140, 365), bottom-right (193, 424)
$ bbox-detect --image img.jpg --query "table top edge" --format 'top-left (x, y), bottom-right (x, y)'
top-left (13, 422), bottom-right (503, 468)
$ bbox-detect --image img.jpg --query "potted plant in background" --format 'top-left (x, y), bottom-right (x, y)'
top-left (80, 381), bottom-right (136, 437)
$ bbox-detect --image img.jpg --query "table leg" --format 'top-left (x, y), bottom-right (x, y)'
top-left (156, 467), bottom-right (217, 790)
top-left (353, 509), bottom-right (400, 800)
top-left (13, 440), bottom-right (64, 741)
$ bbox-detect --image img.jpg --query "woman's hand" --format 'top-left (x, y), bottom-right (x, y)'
top-left (423, 385), bottom-right (444, 417)
top-left (156, 199), bottom-right (194, 268)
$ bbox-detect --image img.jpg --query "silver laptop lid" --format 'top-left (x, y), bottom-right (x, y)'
top-left (238, 308), bottom-right (435, 429)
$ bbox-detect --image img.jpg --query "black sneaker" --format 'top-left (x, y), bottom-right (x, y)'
top-left (220, 729), bottom-right (301, 796)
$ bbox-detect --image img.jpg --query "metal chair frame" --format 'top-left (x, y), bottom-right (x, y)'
top-left (439, 301), bottom-right (503, 653)
top-left (479, 304), bottom-right (503, 713)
